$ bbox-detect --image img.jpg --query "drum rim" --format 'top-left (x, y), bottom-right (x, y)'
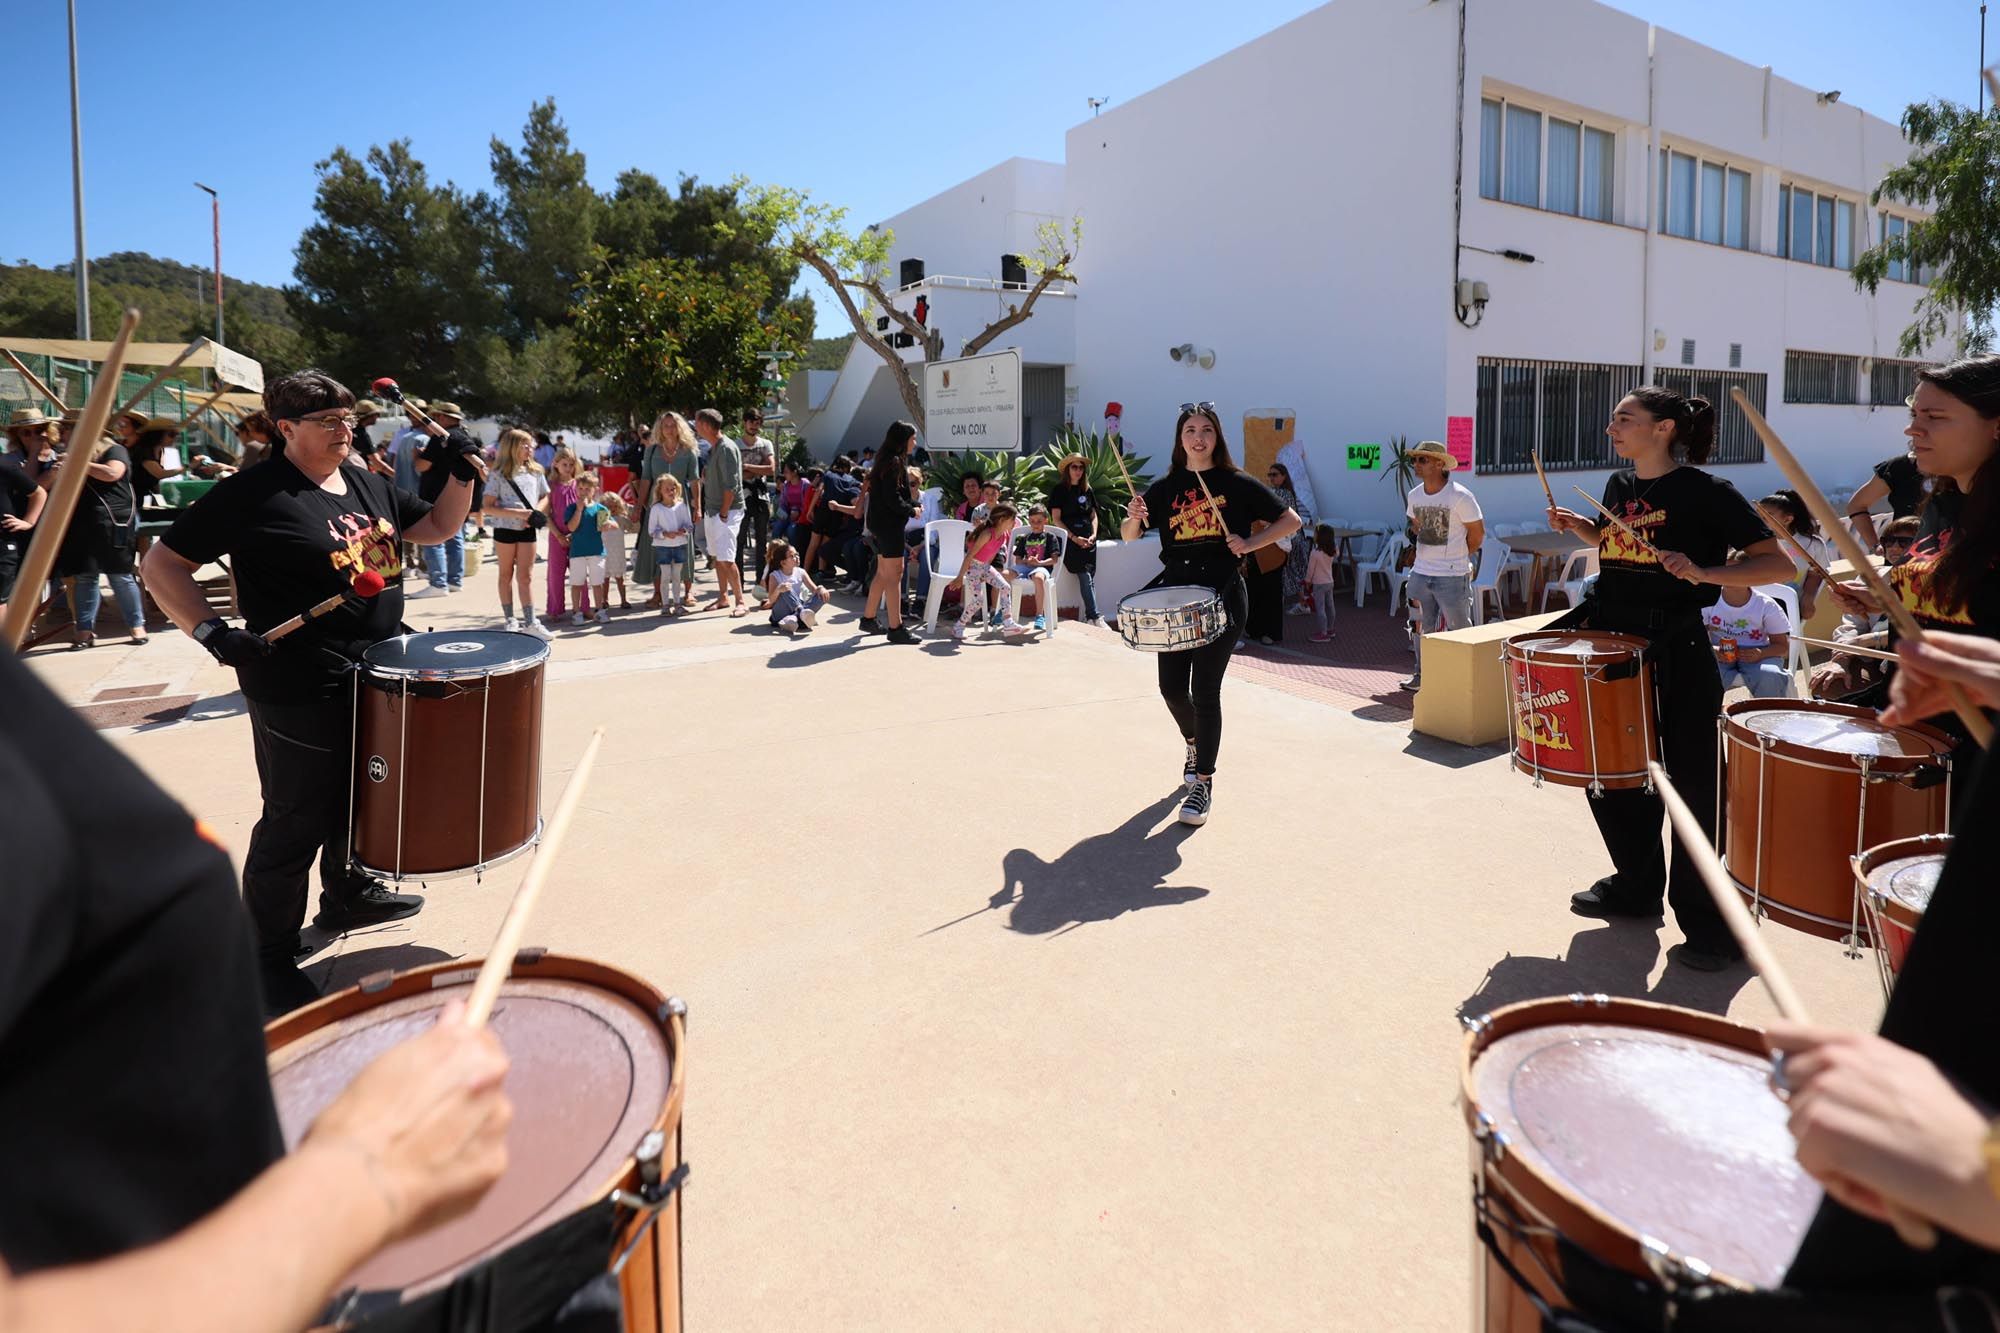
top-left (1118, 584), bottom-right (1226, 608)
top-left (1460, 994), bottom-right (1779, 1294)
top-left (1853, 834), bottom-right (1951, 927)
top-left (352, 818), bottom-right (544, 884)
top-left (361, 631), bottom-right (553, 681)
top-left (1721, 697), bottom-right (1955, 767)
top-left (1502, 630), bottom-right (1652, 662)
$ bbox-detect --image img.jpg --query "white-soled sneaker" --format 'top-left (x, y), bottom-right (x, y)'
top-left (595, 609), bottom-right (610, 625)
top-left (799, 606), bottom-right (817, 628)
top-left (779, 614), bottom-right (799, 630)
top-left (1178, 776), bottom-right (1213, 827)
top-left (571, 611), bottom-right (586, 626)
top-left (523, 618), bottom-right (554, 641)
top-left (501, 615), bottom-right (518, 632)
top-left (1183, 740), bottom-right (1199, 785)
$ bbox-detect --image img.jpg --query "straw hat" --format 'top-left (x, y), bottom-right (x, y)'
top-left (7, 408), bottom-right (55, 430)
top-left (1055, 452), bottom-right (1089, 475)
top-left (428, 401), bottom-right (464, 420)
top-left (354, 399), bottom-right (385, 419)
top-left (1407, 440), bottom-right (1458, 471)
top-left (143, 415), bottom-right (183, 434)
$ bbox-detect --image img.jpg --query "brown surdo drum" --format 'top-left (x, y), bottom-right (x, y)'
top-left (1855, 833), bottom-right (1951, 996)
top-left (351, 631), bottom-right (547, 881)
top-left (1461, 996), bottom-right (1816, 1330)
top-left (266, 954), bottom-right (685, 1332)
top-left (1502, 631), bottom-right (1657, 793)
top-left (1720, 700), bottom-right (1952, 948)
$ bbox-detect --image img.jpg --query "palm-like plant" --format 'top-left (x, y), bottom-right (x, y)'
top-left (1033, 431), bottom-right (1154, 531)
top-left (923, 448), bottom-right (1052, 510)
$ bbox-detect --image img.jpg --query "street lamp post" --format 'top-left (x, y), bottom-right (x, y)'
top-left (195, 182), bottom-right (222, 345)
top-left (67, 0), bottom-right (89, 339)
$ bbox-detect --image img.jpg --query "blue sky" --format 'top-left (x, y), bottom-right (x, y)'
top-left (10, 0), bottom-right (1988, 336)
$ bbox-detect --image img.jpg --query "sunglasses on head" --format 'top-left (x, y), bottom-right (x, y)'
top-left (1179, 401), bottom-right (1217, 415)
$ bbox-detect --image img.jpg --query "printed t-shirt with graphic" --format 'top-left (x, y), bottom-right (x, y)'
top-left (1888, 487), bottom-right (2000, 637)
top-left (1405, 479), bottom-right (1483, 577)
top-left (1139, 467), bottom-right (1287, 590)
top-left (1874, 453), bottom-right (1929, 519)
top-left (1703, 591), bottom-right (1789, 648)
top-left (1012, 529), bottom-right (1062, 568)
top-left (1591, 467), bottom-right (1771, 614)
top-left (649, 501), bottom-right (691, 552)
top-left (164, 452), bottom-right (429, 704)
top-left (565, 501), bottom-right (608, 559)
top-left (1046, 482), bottom-right (1097, 538)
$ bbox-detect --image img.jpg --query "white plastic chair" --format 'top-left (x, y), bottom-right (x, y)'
top-left (1355, 532), bottom-right (1409, 608)
top-left (1755, 582), bottom-right (1808, 687)
top-left (922, 519), bottom-right (975, 632)
top-left (1540, 548), bottom-right (1597, 612)
top-left (1008, 527), bottom-right (1070, 635)
top-left (1471, 538), bottom-right (1510, 624)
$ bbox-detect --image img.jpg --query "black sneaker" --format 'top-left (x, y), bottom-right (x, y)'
top-left (259, 960), bottom-right (322, 1019)
top-left (1672, 942), bottom-right (1745, 972)
top-left (1568, 877), bottom-right (1662, 920)
top-left (859, 616), bottom-right (881, 633)
top-left (1183, 740), bottom-right (1199, 785)
top-left (1179, 776), bottom-right (1213, 827)
top-left (885, 626), bottom-right (918, 644)
top-left (1399, 675), bottom-right (1421, 692)
top-left (313, 880), bottom-right (425, 933)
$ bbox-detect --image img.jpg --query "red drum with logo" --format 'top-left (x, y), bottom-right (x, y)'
top-left (352, 631), bottom-right (547, 881)
top-left (1854, 834), bottom-right (1950, 995)
top-left (1720, 700), bottom-right (1952, 948)
top-left (1462, 996), bottom-right (1816, 1331)
top-left (1502, 632), bottom-right (1656, 793)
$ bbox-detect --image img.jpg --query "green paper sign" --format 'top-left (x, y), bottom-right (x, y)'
top-left (1346, 443), bottom-right (1381, 471)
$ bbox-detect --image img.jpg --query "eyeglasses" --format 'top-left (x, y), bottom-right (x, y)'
top-left (1179, 401), bottom-right (1217, 415)
top-left (290, 413), bottom-right (357, 432)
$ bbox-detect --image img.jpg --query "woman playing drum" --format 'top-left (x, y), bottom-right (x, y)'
top-left (1544, 386), bottom-right (1792, 970)
top-left (1122, 403), bottom-right (1300, 827)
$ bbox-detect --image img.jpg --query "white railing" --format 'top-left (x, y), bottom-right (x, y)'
top-left (895, 274), bottom-right (1075, 297)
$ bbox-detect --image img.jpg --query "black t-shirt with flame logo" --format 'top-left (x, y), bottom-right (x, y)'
top-left (1889, 487), bottom-right (2000, 636)
top-left (1591, 466), bottom-right (1771, 614)
top-left (1140, 466), bottom-right (1286, 590)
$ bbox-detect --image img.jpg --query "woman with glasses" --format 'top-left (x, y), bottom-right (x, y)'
top-left (1265, 461), bottom-right (1316, 616)
top-left (1122, 403), bottom-right (1301, 826)
top-left (1046, 452), bottom-right (1103, 624)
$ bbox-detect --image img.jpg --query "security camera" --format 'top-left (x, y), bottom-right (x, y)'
top-left (1169, 343), bottom-right (1195, 363)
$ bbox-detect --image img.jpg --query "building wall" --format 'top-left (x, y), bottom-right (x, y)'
top-left (873, 158), bottom-right (1068, 289)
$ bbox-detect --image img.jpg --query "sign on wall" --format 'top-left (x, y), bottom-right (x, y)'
top-left (1346, 443), bottom-right (1381, 471)
top-left (1446, 416), bottom-right (1475, 470)
top-left (923, 348), bottom-right (1021, 451)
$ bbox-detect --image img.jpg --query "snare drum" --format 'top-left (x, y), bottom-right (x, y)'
top-left (267, 954), bottom-right (685, 1332)
top-left (1501, 632), bottom-right (1656, 792)
top-left (1116, 585), bottom-right (1228, 652)
top-left (1720, 700), bottom-right (1952, 948)
top-left (1463, 996), bottom-right (1816, 1330)
top-left (352, 631), bottom-right (548, 881)
top-left (1855, 834), bottom-right (1950, 995)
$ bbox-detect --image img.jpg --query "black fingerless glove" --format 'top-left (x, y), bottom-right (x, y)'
top-left (450, 447), bottom-right (481, 483)
top-left (207, 627), bottom-right (271, 667)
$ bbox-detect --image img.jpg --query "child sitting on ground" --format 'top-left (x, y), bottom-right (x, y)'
top-left (647, 475), bottom-right (693, 616)
top-left (1009, 504), bottom-right (1062, 630)
top-left (563, 473), bottom-right (614, 626)
top-left (762, 539), bottom-right (826, 633)
top-left (1703, 582), bottom-right (1793, 698)
top-left (955, 504), bottom-right (1029, 642)
top-left (1306, 526), bottom-right (1339, 643)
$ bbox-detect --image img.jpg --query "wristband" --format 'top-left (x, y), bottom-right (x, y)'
top-left (450, 450), bottom-right (480, 483)
top-left (193, 616), bottom-right (230, 649)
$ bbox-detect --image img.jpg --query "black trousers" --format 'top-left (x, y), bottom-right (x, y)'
top-left (1243, 562), bottom-right (1284, 641)
top-left (243, 693), bottom-right (367, 963)
top-left (1583, 613), bottom-right (1734, 955)
top-left (1156, 578), bottom-right (1247, 776)
top-left (742, 497), bottom-right (771, 580)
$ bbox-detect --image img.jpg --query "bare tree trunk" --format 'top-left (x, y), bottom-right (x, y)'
top-left (796, 249), bottom-right (928, 433)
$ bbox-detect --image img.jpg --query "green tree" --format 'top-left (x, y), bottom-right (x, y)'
top-left (572, 257), bottom-right (807, 427)
top-left (602, 170), bottom-right (814, 336)
top-left (488, 100), bottom-right (600, 338)
top-left (1852, 98), bottom-right (2000, 355)
top-left (288, 141), bottom-right (498, 397)
top-left (736, 181), bottom-right (1080, 434)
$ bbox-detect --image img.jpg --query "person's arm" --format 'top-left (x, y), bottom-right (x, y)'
top-left (563, 503), bottom-right (582, 535)
top-left (1463, 518), bottom-right (1486, 554)
top-left (0, 484), bottom-right (44, 533)
top-left (1658, 537), bottom-right (1794, 589)
top-left (403, 457), bottom-right (487, 546)
top-left (1881, 630), bottom-right (2000, 727)
top-left (1225, 507), bottom-right (1303, 558)
top-left (1846, 476), bottom-right (1892, 550)
top-left (1545, 506), bottom-right (1603, 545)
top-left (139, 543), bottom-right (220, 637)
top-left (79, 456), bottom-right (127, 483)
top-left (0, 1004), bottom-right (509, 1333)
top-left (1121, 492), bottom-right (1152, 540)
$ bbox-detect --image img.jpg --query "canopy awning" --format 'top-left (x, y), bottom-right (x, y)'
top-left (0, 335), bottom-right (264, 391)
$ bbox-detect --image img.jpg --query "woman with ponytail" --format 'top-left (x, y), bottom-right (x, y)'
top-left (1543, 387), bottom-right (1794, 970)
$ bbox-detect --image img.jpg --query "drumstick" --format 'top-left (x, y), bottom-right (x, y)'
top-left (1795, 634), bottom-right (1897, 662)
top-left (1730, 389), bottom-right (1993, 747)
top-left (1752, 502), bottom-right (1837, 586)
top-left (264, 571), bottom-right (387, 643)
top-left (1530, 449), bottom-right (1556, 511)
top-left (1193, 469), bottom-right (1228, 539)
top-left (463, 727), bottom-right (606, 1027)
top-left (1647, 760), bottom-right (1940, 1252)
top-left (1571, 486), bottom-right (1660, 558)
top-left (1, 351), bottom-right (71, 415)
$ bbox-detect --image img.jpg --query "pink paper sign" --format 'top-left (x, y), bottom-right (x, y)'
top-left (1446, 416), bottom-right (1475, 468)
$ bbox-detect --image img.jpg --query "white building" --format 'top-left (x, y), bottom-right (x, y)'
top-left (798, 0), bottom-right (1953, 527)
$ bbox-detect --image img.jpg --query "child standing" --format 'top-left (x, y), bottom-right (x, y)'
top-left (1306, 526), bottom-right (1340, 643)
top-left (563, 473), bottom-right (613, 626)
top-left (954, 504), bottom-right (1029, 642)
top-left (545, 448), bottom-right (590, 621)
top-left (602, 492), bottom-right (633, 611)
top-left (647, 475), bottom-right (693, 615)
top-left (763, 539), bottom-right (827, 633)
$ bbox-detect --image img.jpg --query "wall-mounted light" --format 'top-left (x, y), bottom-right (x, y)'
top-left (1816, 90), bottom-right (1842, 105)
top-left (1454, 278), bottom-right (1489, 327)
top-left (1169, 343), bottom-right (1217, 369)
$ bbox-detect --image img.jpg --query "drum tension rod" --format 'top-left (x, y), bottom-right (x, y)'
top-left (609, 1163), bottom-right (691, 1277)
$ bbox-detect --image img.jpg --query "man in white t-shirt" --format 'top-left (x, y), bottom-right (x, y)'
top-left (1401, 440), bottom-right (1484, 692)
top-left (1704, 585), bottom-right (1794, 698)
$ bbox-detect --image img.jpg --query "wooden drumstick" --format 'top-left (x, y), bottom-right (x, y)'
top-left (1648, 759), bottom-right (1940, 1251)
top-left (1, 350), bottom-right (71, 415)
top-left (1730, 388), bottom-right (1993, 747)
top-left (1193, 468), bottom-right (1228, 539)
top-left (1571, 486), bottom-right (1661, 559)
top-left (1794, 634), bottom-right (1898, 663)
top-left (1530, 449), bottom-right (1557, 512)
top-left (463, 727), bottom-right (606, 1028)
top-left (1752, 501), bottom-right (1837, 586)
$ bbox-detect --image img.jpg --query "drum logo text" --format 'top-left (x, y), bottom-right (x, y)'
top-left (435, 641), bottom-right (482, 654)
top-left (1524, 687), bottom-right (1572, 710)
top-left (368, 755), bottom-right (388, 783)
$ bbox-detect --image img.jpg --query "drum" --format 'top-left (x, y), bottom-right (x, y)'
top-left (352, 631), bottom-right (548, 881)
top-left (1116, 585), bottom-right (1228, 652)
top-left (1854, 834), bottom-right (1951, 995)
top-left (266, 954), bottom-right (685, 1332)
top-left (1501, 631), bottom-right (1656, 792)
top-left (1720, 700), bottom-right (1952, 947)
top-left (1462, 995), bottom-right (1816, 1330)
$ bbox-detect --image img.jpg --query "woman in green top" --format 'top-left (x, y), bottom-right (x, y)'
top-left (642, 412), bottom-right (702, 608)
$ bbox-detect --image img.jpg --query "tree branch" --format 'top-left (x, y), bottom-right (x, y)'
top-left (792, 246), bottom-right (927, 429)
top-left (848, 277), bottom-right (928, 343)
top-left (960, 259), bottom-right (1073, 359)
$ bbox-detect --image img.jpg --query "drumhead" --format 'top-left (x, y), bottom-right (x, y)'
top-left (1121, 585), bottom-right (1219, 612)
top-left (1508, 632), bottom-right (1641, 660)
top-left (362, 630), bottom-right (551, 680)
top-left (1867, 852), bottom-right (1946, 915)
top-left (268, 965), bottom-right (672, 1296)
top-left (1468, 1009), bottom-right (1816, 1290)
top-left (1735, 705), bottom-right (1948, 758)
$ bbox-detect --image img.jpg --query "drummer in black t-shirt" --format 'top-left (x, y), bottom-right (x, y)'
top-left (1122, 402), bottom-right (1301, 827)
top-left (140, 369), bottom-right (488, 1016)
top-left (1544, 386), bottom-right (1793, 971)
top-left (1847, 451), bottom-right (1932, 551)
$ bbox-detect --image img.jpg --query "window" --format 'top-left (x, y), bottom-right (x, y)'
top-left (1659, 147), bottom-right (1749, 249)
top-left (1780, 185), bottom-right (1858, 269)
top-left (1784, 351), bottom-right (1860, 405)
top-left (1474, 358), bottom-right (1644, 473)
top-left (1880, 213), bottom-right (1931, 284)
top-left (1480, 96), bottom-right (1618, 222)
top-left (1871, 359), bottom-right (1925, 406)
top-left (1652, 367), bottom-right (1769, 463)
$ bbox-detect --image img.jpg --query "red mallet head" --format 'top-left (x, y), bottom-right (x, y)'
top-left (352, 569), bottom-right (387, 599)
top-left (369, 378), bottom-right (406, 405)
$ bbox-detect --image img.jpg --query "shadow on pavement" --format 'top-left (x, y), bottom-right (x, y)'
top-left (767, 640), bottom-right (866, 668)
top-left (306, 941), bottom-right (461, 995)
top-left (1401, 732), bottom-right (1506, 770)
top-left (1457, 918), bottom-right (1753, 1021)
top-left (927, 792), bottom-right (1209, 939)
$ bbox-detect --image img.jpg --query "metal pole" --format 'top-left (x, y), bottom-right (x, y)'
top-left (196, 182), bottom-right (222, 345)
top-left (1982, 5), bottom-right (1989, 113)
top-left (66, 0), bottom-right (90, 340)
